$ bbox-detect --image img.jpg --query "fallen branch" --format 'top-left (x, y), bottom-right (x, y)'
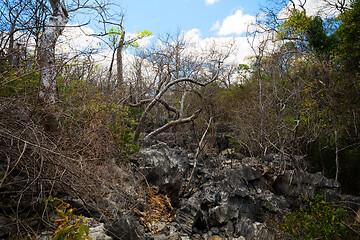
top-left (143, 109), bottom-right (201, 141)
top-left (134, 76), bottom-right (218, 142)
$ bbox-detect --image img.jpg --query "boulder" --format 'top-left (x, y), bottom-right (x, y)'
top-left (105, 214), bottom-right (146, 240)
top-left (130, 145), bottom-right (345, 239)
top-left (137, 144), bottom-right (189, 206)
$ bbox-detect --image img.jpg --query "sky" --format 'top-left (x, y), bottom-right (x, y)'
top-left (60, 0), bottom-right (349, 67)
top-left (118, 0), bottom-right (267, 38)
top-left (63, 0), bottom-right (270, 66)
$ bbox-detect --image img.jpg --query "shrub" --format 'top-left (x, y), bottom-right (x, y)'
top-left (278, 194), bottom-right (360, 239)
top-left (50, 198), bottom-right (91, 240)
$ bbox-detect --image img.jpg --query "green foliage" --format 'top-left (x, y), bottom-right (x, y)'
top-left (107, 27), bottom-right (152, 48)
top-left (278, 195), bottom-right (360, 239)
top-left (335, 0), bottom-right (360, 72)
top-left (135, 29), bottom-right (153, 39)
top-left (307, 16), bottom-right (336, 54)
top-left (108, 27), bottom-right (124, 37)
top-left (0, 67), bottom-right (40, 98)
top-left (277, 9), bottom-right (337, 55)
top-left (46, 198), bottom-right (91, 240)
top-left (109, 105), bottom-right (141, 158)
top-left (272, 2), bottom-right (360, 194)
top-left (277, 9), bottom-right (311, 41)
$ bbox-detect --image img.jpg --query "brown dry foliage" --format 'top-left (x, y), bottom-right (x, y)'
top-left (0, 95), bottom-right (140, 238)
top-left (134, 186), bottom-right (174, 235)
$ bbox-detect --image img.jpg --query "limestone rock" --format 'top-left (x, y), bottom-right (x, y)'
top-left (105, 214), bottom-right (146, 240)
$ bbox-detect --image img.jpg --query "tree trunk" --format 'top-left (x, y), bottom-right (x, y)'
top-left (334, 119), bottom-right (340, 182)
top-left (106, 46), bottom-right (116, 93)
top-left (116, 31), bottom-right (125, 90)
top-left (38, 0), bottom-right (68, 106)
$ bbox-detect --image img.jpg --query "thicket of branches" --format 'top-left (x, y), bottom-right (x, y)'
top-left (0, 0), bottom-right (360, 238)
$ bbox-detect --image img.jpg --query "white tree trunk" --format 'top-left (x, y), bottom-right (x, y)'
top-left (38, 0), bottom-right (68, 106)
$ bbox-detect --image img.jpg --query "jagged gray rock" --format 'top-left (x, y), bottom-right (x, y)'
top-left (137, 144), bottom-right (189, 206)
top-left (174, 163), bottom-right (276, 239)
top-left (274, 170), bottom-right (341, 204)
top-left (105, 214), bottom-right (146, 240)
top-left (125, 145), bottom-right (346, 239)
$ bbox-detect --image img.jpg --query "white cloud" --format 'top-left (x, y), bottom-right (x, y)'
top-left (122, 29), bottom-right (261, 85)
top-left (57, 25), bottom-right (102, 54)
top-left (205, 0), bottom-right (220, 6)
top-left (183, 28), bottom-right (202, 43)
top-left (210, 21), bottom-right (220, 31)
top-left (182, 28), bottom-right (257, 65)
top-left (56, 25), bottom-right (156, 70)
top-left (55, 25), bottom-right (259, 84)
top-left (279, 0), bottom-right (352, 18)
top-left (213, 9), bottom-right (256, 36)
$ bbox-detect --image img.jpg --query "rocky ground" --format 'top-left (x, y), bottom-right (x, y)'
top-left (4, 143), bottom-right (358, 240)
top-left (73, 143), bottom-right (360, 239)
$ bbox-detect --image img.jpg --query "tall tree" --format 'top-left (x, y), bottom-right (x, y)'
top-left (38, 0), bottom-right (68, 106)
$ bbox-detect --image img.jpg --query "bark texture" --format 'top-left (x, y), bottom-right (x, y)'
top-left (38, 0), bottom-right (68, 106)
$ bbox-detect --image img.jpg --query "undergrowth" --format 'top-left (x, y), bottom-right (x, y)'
top-left (0, 64), bottom-right (142, 238)
top-left (275, 194), bottom-right (360, 239)
top-left (47, 198), bottom-right (91, 240)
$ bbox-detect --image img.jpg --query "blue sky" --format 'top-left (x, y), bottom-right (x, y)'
top-left (119, 0), bottom-right (268, 38)
top-left (61, 0), bottom-right (342, 66)
top-left (63, 0), bottom-right (272, 65)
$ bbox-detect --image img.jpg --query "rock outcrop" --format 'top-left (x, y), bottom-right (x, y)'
top-left (54, 145), bottom-right (355, 240)
top-left (133, 145), bottom-right (345, 239)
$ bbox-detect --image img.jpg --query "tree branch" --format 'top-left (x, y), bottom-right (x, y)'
top-left (183, 116), bottom-right (213, 195)
top-left (134, 76), bottom-right (216, 142)
top-left (143, 109), bottom-right (201, 141)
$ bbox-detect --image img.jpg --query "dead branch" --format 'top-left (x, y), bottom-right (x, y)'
top-left (128, 98), bottom-right (179, 117)
top-left (143, 109), bottom-right (201, 141)
top-left (128, 99), bottom-right (152, 107)
top-left (183, 116), bottom-right (213, 195)
top-left (134, 77), bottom-right (217, 142)
top-left (0, 142), bottom-right (27, 187)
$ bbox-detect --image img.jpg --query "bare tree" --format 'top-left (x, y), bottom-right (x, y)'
top-left (126, 31), bottom-right (237, 143)
top-left (0, 0), bottom-right (49, 67)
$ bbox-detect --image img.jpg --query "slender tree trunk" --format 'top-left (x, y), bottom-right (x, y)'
top-left (334, 118), bottom-right (340, 182)
top-left (106, 47), bottom-right (116, 93)
top-left (38, 0), bottom-right (68, 106)
top-left (116, 31), bottom-right (125, 90)
top-left (8, 23), bottom-right (16, 66)
top-left (258, 66), bottom-right (264, 155)
top-left (180, 91), bottom-right (187, 119)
